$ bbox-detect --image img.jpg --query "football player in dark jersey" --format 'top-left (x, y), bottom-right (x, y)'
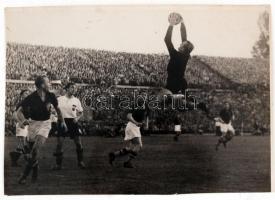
top-left (163, 20), bottom-right (209, 115)
top-left (17, 76), bottom-right (67, 184)
top-left (109, 104), bottom-right (149, 168)
top-left (215, 102), bottom-right (235, 151)
top-left (164, 21), bottom-right (194, 94)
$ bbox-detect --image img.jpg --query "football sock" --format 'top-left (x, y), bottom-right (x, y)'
top-left (114, 148), bottom-right (128, 157)
top-left (76, 148), bottom-right (84, 163)
top-left (126, 152), bottom-right (137, 163)
top-left (53, 151), bottom-right (63, 166)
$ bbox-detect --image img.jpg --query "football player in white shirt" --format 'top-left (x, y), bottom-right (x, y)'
top-left (52, 82), bottom-right (85, 170)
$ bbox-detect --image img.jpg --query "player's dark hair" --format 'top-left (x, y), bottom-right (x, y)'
top-left (64, 82), bottom-right (75, 91)
top-left (224, 102), bottom-right (231, 110)
top-left (35, 75), bottom-right (47, 88)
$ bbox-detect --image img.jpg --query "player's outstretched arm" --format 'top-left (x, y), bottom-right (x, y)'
top-left (180, 22), bottom-right (187, 42)
top-left (164, 25), bottom-right (174, 54)
top-left (180, 22), bottom-right (194, 53)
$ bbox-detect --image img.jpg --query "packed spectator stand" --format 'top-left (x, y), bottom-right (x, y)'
top-left (5, 43), bottom-right (270, 136)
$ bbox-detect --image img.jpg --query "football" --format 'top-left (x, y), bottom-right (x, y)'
top-left (168, 12), bottom-right (183, 25)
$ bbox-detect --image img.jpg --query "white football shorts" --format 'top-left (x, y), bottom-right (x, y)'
top-left (174, 125), bottom-right (181, 132)
top-left (215, 121), bottom-right (235, 135)
top-left (124, 121), bottom-right (141, 141)
top-left (28, 119), bottom-right (52, 141)
top-left (16, 123), bottom-right (29, 137)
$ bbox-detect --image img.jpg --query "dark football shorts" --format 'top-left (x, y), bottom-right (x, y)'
top-left (57, 118), bottom-right (82, 139)
top-left (166, 76), bottom-right (187, 94)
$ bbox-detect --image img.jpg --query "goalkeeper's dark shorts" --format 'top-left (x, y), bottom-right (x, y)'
top-left (166, 76), bottom-right (187, 94)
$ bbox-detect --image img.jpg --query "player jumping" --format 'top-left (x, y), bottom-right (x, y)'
top-left (52, 82), bottom-right (86, 170)
top-left (16, 75), bottom-right (67, 184)
top-left (163, 15), bottom-right (209, 114)
top-left (215, 102), bottom-right (235, 151)
top-left (164, 19), bottom-right (194, 94)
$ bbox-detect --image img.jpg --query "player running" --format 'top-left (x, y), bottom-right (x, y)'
top-left (16, 75), bottom-right (67, 184)
top-left (9, 89), bottom-right (30, 167)
top-left (52, 82), bottom-right (86, 170)
top-left (109, 103), bottom-right (149, 168)
top-left (215, 102), bottom-right (235, 151)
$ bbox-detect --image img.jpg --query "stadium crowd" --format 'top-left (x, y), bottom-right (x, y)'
top-left (7, 43), bottom-right (242, 88)
top-left (5, 43), bottom-right (270, 136)
top-left (198, 55), bottom-right (269, 87)
top-left (6, 82), bottom-right (269, 136)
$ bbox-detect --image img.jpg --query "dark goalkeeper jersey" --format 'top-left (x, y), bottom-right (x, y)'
top-left (165, 26), bottom-right (190, 93)
top-left (165, 26), bottom-right (190, 79)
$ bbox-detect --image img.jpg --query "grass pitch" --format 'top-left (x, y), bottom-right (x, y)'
top-left (4, 134), bottom-right (270, 194)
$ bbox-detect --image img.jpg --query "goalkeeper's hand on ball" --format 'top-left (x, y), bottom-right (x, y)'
top-left (168, 12), bottom-right (183, 26)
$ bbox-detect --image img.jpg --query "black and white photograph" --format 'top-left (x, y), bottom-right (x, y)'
top-left (3, 4), bottom-right (271, 195)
